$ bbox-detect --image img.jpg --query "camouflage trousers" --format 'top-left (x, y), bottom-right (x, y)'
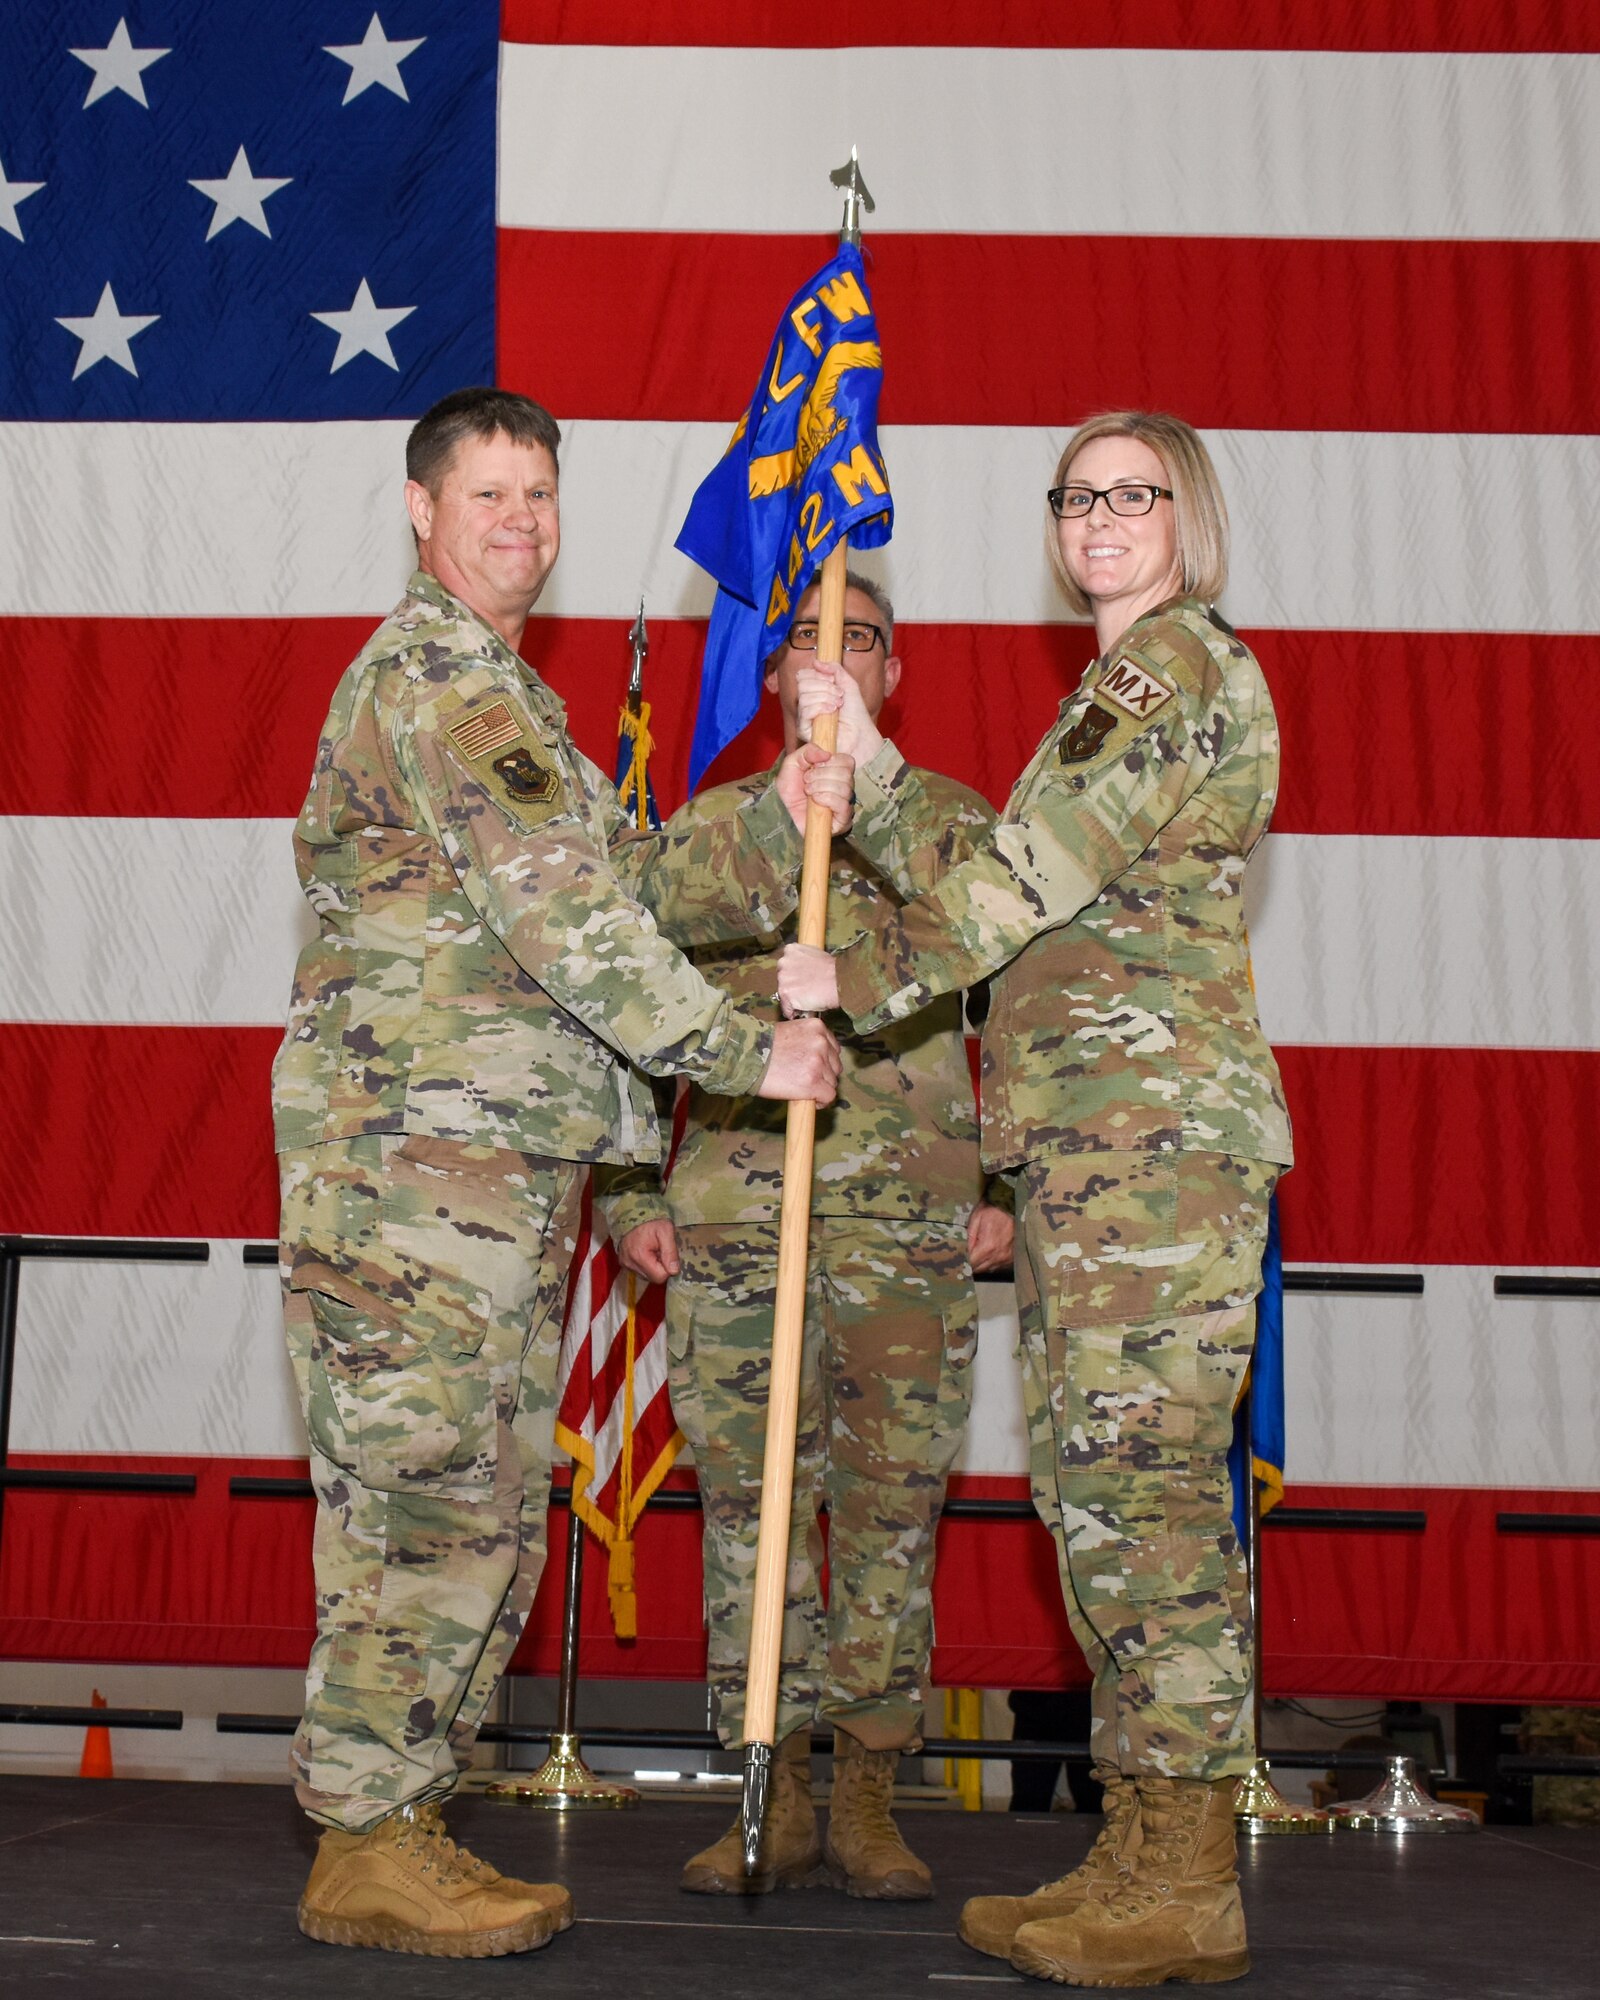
top-left (279, 1133), bottom-right (581, 1832)
top-left (668, 1217), bottom-right (977, 1752)
top-left (1010, 1151), bottom-right (1277, 1782)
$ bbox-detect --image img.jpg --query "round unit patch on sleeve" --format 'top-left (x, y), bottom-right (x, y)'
top-left (1060, 702), bottom-right (1119, 762)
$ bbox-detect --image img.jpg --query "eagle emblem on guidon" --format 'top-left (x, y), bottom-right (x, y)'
top-left (492, 746), bottom-right (557, 804)
top-left (747, 341), bottom-right (883, 497)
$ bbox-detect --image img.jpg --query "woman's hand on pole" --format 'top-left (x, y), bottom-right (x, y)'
top-left (795, 662), bottom-right (884, 767)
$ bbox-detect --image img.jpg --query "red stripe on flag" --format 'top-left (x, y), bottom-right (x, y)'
top-left (0, 617), bottom-right (365, 821)
top-left (500, 231), bottom-right (1600, 436)
top-left (3, 1026), bottom-right (1595, 1267)
top-left (0, 1024), bottom-right (281, 1241)
top-left (499, 2), bottom-right (1599, 54)
top-left (4, 618), bottom-right (1592, 841)
top-left (1274, 1044), bottom-right (1600, 1269)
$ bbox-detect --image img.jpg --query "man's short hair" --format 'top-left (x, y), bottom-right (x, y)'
top-left (406, 387), bottom-right (562, 494)
top-left (844, 568), bottom-right (894, 651)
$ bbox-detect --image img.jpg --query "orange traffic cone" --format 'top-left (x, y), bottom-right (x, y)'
top-left (79, 1689), bottom-right (114, 1780)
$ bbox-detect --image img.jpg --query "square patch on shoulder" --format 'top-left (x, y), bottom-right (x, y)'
top-left (1098, 655), bottom-right (1176, 721)
top-left (448, 701), bottom-right (522, 761)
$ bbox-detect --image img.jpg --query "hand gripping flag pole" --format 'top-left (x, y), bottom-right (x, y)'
top-left (738, 152), bottom-right (878, 1872)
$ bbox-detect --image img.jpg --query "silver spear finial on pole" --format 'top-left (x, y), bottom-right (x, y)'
top-left (830, 146), bottom-right (874, 247)
top-left (627, 597), bottom-right (648, 707)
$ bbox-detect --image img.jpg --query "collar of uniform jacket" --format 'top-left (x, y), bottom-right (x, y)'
top-left (402, 568), bottom-right (570, 733)
top-left (1055, 589), bottom-right (1201, 717)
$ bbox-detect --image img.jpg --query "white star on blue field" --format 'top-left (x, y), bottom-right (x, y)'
top-left (1, 5), bottom-right (496, 418)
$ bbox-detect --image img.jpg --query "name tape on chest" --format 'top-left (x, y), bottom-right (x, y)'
top-left (1098, 655), bottom-right (1176, 721)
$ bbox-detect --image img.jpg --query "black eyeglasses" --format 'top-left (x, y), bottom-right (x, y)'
top-left (1047, 483), bottom-right (1174, 519)
top-left (785, 620), bottom-right (886, 655)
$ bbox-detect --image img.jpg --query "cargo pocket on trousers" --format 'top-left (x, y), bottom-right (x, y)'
top-left (300, 1289), bottom-right (493, 1493)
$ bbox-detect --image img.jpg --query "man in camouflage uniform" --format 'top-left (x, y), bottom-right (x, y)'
top-left (273, 386), bottom-right (844, 1959)
top-left (600, 574), bottom-right (1013, 1899)
top-left (782, 556), bottom-right (1293, 1984)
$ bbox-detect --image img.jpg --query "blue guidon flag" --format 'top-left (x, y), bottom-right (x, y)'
top-left (1230, 1194), bottom-right (1286, 1541)
top-left (676, 241), bottom-right (893, 791)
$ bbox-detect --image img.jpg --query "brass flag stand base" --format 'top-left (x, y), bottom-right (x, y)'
top-left (1323, 1756), bottom-right (1479, 1833)
top-left (1233, 1425), bottom-right (1320, 1835)
top-left (1233, 1758), bottom-right (1324, 1835)
top-left (485, 1732), bottom-right (639, 1811)
top-left (485, 1482), bottom-right (639, 1811)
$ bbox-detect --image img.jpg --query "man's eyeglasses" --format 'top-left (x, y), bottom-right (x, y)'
top-left (1047, 483), bottom-right (1174, 519)
top-left (785, 620), bottom-right (886, 655)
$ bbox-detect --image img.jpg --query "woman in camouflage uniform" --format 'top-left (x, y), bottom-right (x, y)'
top-left (779, 413), bottom-right (1292, 1989)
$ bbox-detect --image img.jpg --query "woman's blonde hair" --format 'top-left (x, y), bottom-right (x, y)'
top-left (1047, 411), bottom-right (1230, 618)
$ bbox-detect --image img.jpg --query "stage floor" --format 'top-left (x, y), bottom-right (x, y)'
top-left (1, 1776), bottom-right (1594, 1997)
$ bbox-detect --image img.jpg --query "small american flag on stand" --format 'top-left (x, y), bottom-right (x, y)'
top-left (553, 1177), bottom-right (681, 1641)
top-left (553, 608), bottom-right (679, 1639)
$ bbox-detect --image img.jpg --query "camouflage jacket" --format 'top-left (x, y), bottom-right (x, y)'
top-left (597, 760), bottom-right (996, 1234)
top-left (273, 573), bottom-right (804, 1164)
top-left (835, 599), bottom-right (1294, 1171)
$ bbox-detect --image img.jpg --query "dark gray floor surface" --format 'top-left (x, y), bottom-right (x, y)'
top-left (1, 1776), bottom-right (1595, 1998)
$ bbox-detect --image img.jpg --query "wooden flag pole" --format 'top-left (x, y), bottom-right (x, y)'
top-left (739, 148), bottom-right (876, 1872)
top-left (738, 541), bottom-right (846, 1863)
top-left (736, 152), bottom-right (876, 1872)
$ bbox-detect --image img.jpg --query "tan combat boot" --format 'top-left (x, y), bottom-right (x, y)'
top-left (298, 1801), bottom-right (574, 1956)
top-left (824, 1730), bottom-right (934, 1900)
top-left (1010, 1776), bottom-right (1248, 1987)
top-left (681, 1731), bottom-right (824, 1893)
top-left (958, 1768), bottom-right (1140, 1959)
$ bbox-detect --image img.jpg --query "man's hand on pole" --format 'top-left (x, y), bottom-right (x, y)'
top-left (777, 942), bottom-right (841, 1018)
top-left (776, 743), bottom-right (854, 835)
top-left (757, 1017), bottom-right (842, 1103)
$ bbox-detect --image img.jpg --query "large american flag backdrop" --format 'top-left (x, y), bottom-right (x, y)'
top-left (1, 4), bottom-right (1596, 1704)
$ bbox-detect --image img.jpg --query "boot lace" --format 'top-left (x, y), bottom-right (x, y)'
top-left (393, 1802), bottom-right (476, 1883)
top-left (1037, 1781), bottom-right (1137, 1894)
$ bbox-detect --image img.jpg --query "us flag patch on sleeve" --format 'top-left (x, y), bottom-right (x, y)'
top-left (448, 701), bottom-right (522, 761)
top-left (1098, 655), bottom-right (1176, 720)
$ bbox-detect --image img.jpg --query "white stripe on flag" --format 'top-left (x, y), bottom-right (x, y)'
top-left (6, 817), bottom-right (1597, 1052)
top-left (10, 1249), bottom-right (1595, 1495)
top-left (6, 422), bottom-right (1599, 634)
top-left (499, 45), bottom-right (1600, 241)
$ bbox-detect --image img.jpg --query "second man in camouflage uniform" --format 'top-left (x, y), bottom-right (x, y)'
top-left (603, 574), bottom-right (1013, 1899)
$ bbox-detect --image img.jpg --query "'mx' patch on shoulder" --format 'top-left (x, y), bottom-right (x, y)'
top-left (1097, 652), bottom-right (1176, 722)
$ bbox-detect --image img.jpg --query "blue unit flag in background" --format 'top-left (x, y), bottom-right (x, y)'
top-left (676, 241), bottom-right (893, 791)
top-left (1230, 1192), bottom-right (1286, 1543)
top-left (0, 5), bottom-right (496, 421)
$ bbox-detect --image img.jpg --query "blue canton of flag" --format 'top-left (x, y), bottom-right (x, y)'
top-left (1230, 1193), bottom-right (1286, 1542)
top-left (676, 242), bottom-right (892, 791)
top-left (0, 5), bottom-right (495, 420)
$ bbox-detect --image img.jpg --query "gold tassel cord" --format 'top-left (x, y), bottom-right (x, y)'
top-left (617, 701), bottom-right (655, 832)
